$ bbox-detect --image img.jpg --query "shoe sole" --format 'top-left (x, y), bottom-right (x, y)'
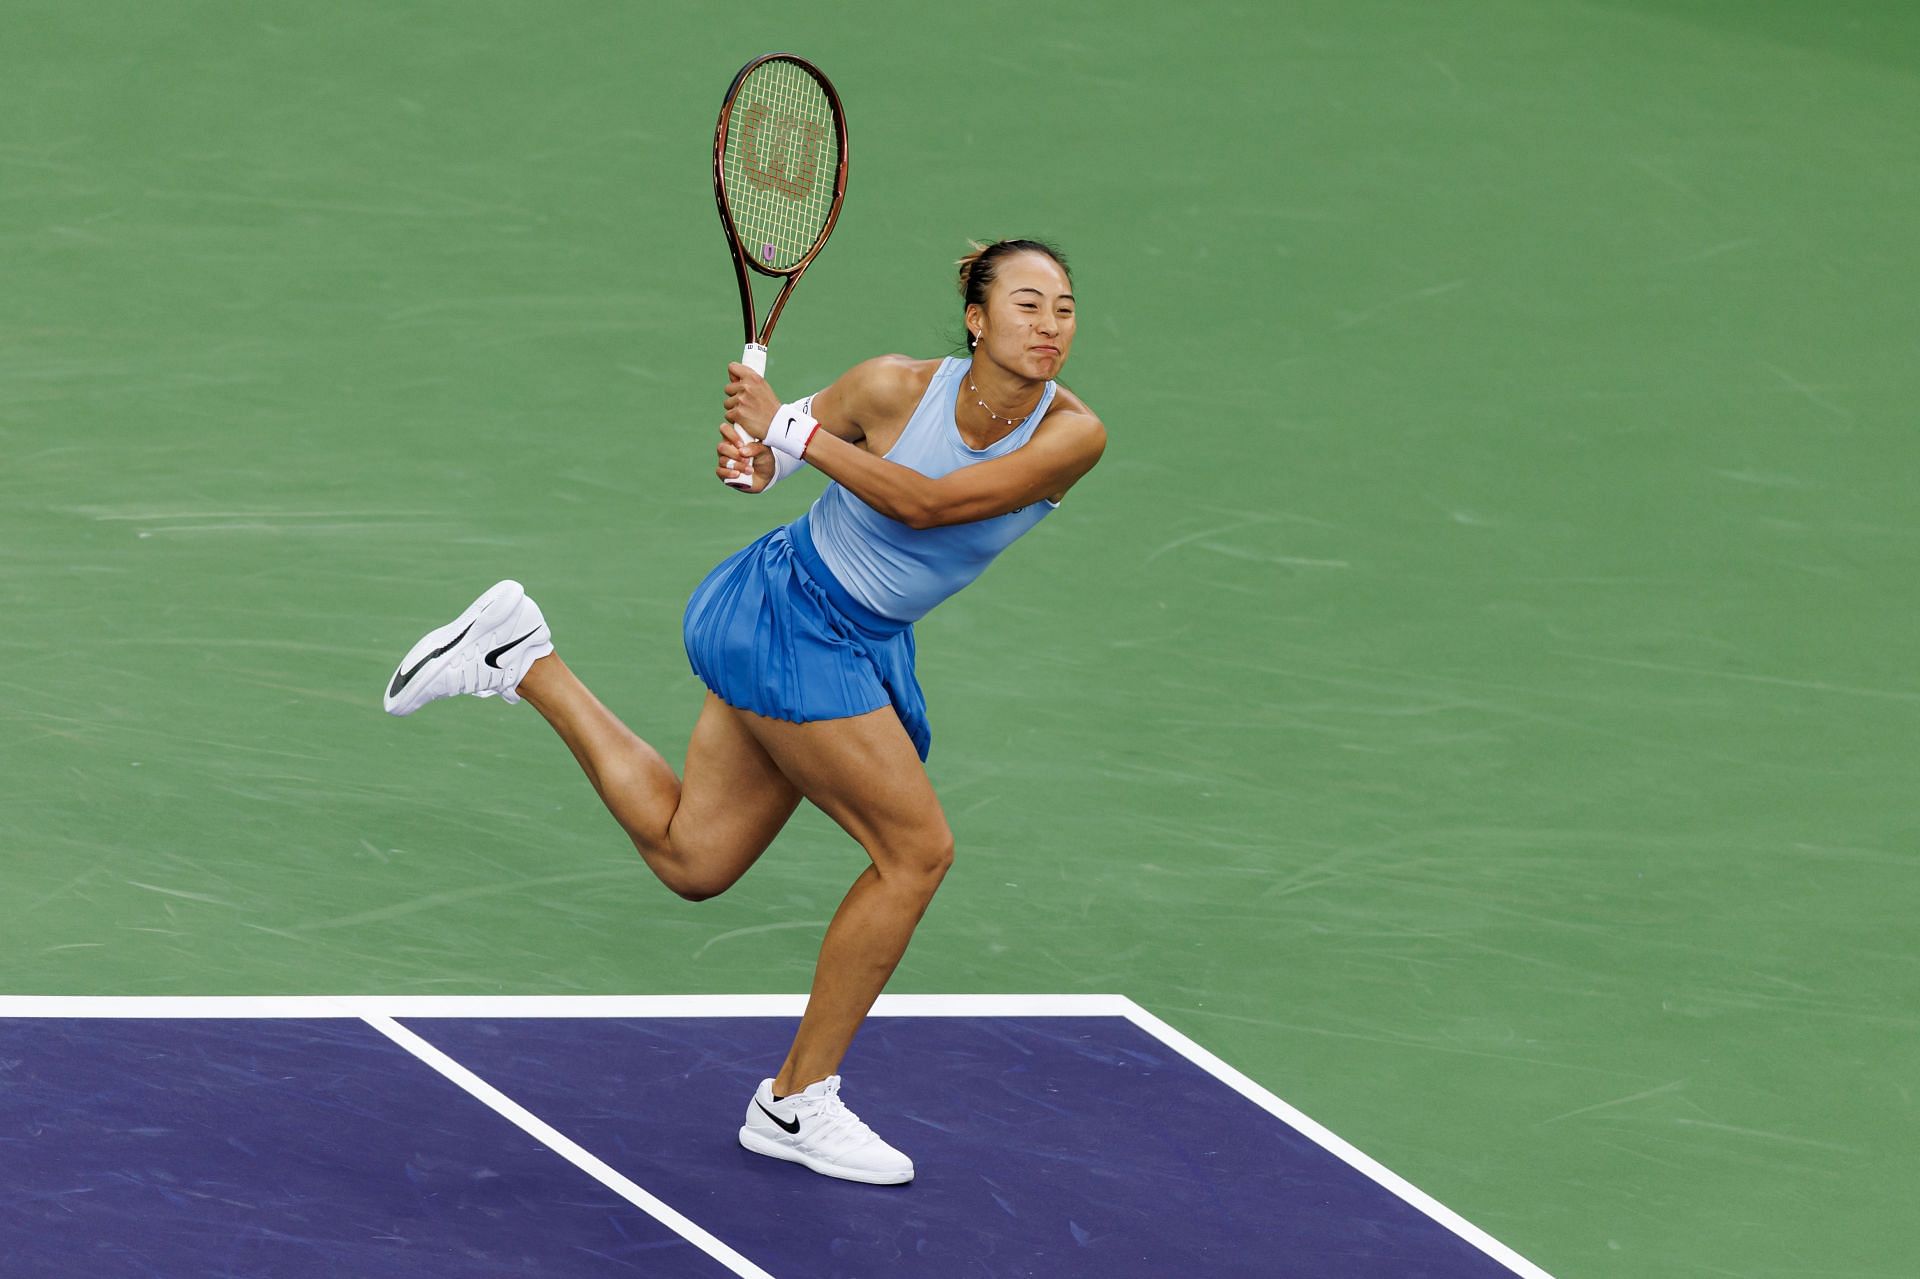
top-left (737, 1126), bottom-right (914, 1185)
top-left (383, 580), bottom-right (526, 717)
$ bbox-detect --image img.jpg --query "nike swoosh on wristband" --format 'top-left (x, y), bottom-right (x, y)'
top-left (485, 629), bottom-right (540, 670)
top-left (387, 622), bottom-right (475, 698)
top-left (755, 1100), bottom-right (801, 1135)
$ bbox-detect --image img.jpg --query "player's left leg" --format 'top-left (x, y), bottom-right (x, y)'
top-left (756, 718), bottom-right (950, 1096)
top-left (727, 704), bottom-right (948, 1185)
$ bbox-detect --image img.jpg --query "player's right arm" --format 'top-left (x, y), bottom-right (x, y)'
top-left (808, 355), bottom-right (931, 448)
top-left (715, 355), bottom-right (925, 490)
top-left (722, 356), bottom-right (1102, 525)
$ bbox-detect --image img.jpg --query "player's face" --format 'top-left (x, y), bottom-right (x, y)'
top-left (973, 255), bottom-right (1075, 380)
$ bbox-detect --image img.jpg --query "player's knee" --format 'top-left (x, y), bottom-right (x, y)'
top-left (635, 837), bottom-right (736, 903)
top-left (903, 827), bottom-right (955, 889)
top-left (673, 880), bottom-right (728, 903)
top-left (667, 865), bottom-right (734, 903)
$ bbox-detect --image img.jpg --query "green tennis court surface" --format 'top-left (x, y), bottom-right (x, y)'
top-left (4, 2), bottom-right (1915, 1274)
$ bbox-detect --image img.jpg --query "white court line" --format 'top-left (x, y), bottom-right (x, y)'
top-left (0, 993), bottom-right (1133, 1019)
top-left (1, 992), bottom-right (1553, 1276)
top-left (362, 1014), bottom-right (775, 1279)
top-left (1119, 1001), bottom-right (1556, 1279)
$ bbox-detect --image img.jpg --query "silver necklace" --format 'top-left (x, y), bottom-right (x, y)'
top-left (966, 370), bottom-right (1038, 427)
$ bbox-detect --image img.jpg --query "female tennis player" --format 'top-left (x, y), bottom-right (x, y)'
top-left (382, 239), bottom-right (1103, 1184)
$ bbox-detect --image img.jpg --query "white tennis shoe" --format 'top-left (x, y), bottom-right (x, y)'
top-left (738, 1075), bottom-right (914, 1185)
top-left (382, 580), bottom-right (552, 717)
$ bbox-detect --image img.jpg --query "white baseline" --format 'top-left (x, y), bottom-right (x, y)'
top-left (1, 993), bottom-right (1554, 1278)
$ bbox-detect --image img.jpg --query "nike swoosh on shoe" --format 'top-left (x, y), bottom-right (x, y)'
top-left (485, 629), bottom-right (541, 670)
top-left (388, 621), bottom-right (475, 699)
top-left (755, 1100), bottom-right (801, 1135)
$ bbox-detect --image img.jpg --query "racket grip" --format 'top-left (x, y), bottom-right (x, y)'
top-left (723, 422), bottom-right (756, 488)
top-left (724, 344), bottom-right (769, 488)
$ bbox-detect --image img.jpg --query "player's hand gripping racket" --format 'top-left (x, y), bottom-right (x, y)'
top-left (712, 53), bottom-right (849, 486)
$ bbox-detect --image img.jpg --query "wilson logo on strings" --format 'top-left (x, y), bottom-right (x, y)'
top-left (739, 102), bottom-right (825, 201)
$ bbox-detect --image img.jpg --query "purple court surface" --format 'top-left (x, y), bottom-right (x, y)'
top-left (0, 996), bottom-right (1553, 1278)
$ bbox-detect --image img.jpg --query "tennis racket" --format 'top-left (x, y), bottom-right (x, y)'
top-left (712, 53), bottom-right (849, 485)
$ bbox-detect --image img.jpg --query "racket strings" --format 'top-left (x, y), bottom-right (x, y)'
top-left (722, 59), bottom-right (840, 272)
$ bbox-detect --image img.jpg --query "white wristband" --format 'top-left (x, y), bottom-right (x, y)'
top-left (764, 394), bottom-right (818, 487)
top-left (726, 394), bottom-right (818, 493)
top-left (764, 400), bottom-right (821, 460)
top-left (763, 447), bottom-right (806, 489)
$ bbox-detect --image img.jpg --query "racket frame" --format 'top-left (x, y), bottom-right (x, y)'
top-left (712, 51), bottom-right (850, 368)
top-left (712, 52), bottom-right (849, 484)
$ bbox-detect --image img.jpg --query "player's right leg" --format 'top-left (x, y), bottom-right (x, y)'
top-left (517, 662), bottom-right (800, 900)
top-left (382, 582), bottom-right (799, 900)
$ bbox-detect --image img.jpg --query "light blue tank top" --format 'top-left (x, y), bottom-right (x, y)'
top-left (803, 357), bottom-right (1059, 623)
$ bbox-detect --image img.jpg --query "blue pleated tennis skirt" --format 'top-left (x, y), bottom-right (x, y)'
top-left (683, 512), bottom-right (930, 760)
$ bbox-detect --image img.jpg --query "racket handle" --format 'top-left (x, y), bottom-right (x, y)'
top-left (723, 422), bottom-right (756, 488)
top-left (724, 342), bottom-right (766, 488)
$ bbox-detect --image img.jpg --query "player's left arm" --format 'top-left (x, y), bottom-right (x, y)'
top-left (803, 409), bottom-right (1105, 529)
